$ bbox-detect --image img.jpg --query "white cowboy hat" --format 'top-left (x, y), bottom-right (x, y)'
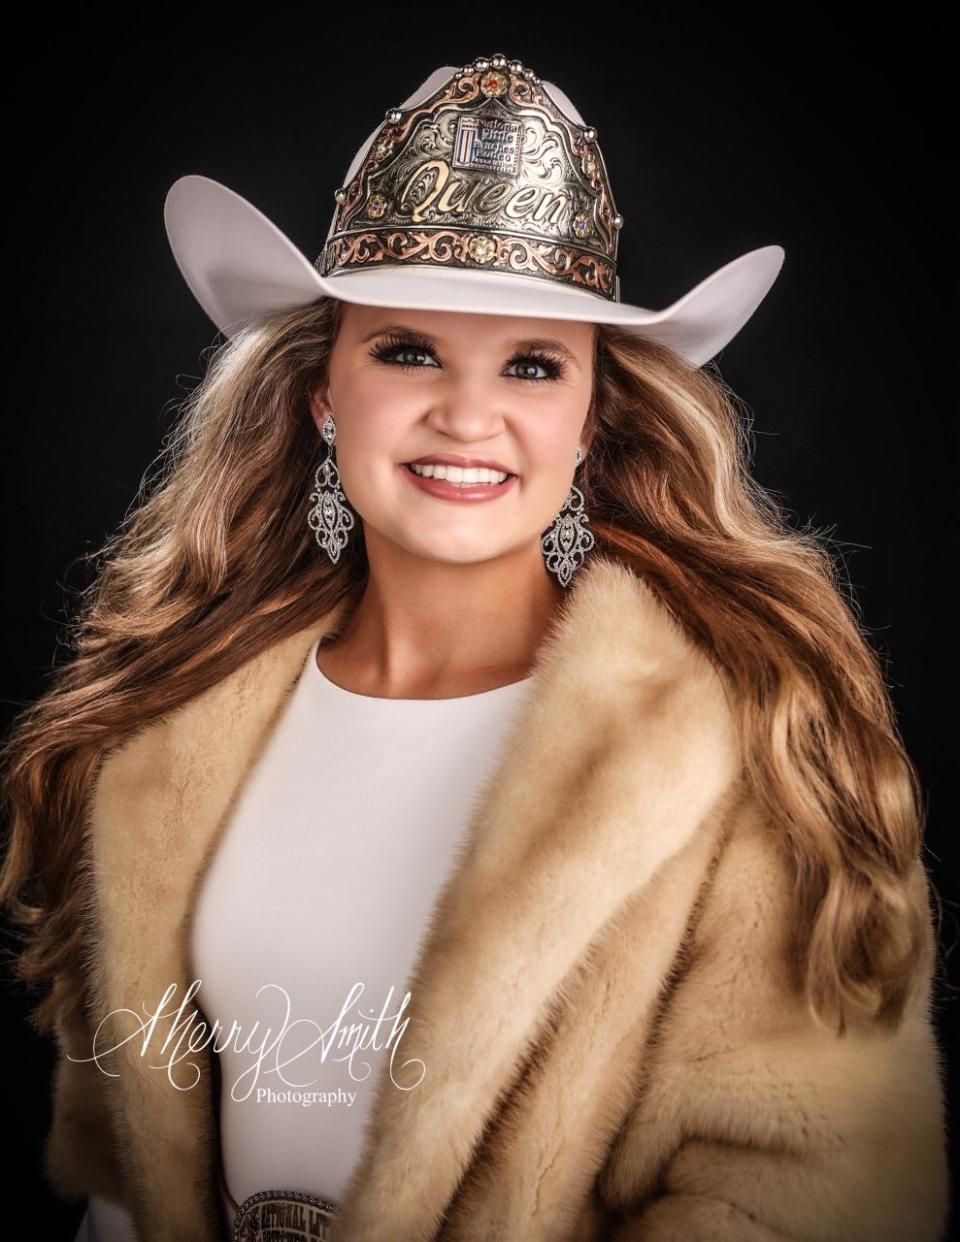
top-left (164, 54), bottom-right (785, 368)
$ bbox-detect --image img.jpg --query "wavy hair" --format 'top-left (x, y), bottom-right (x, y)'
top-left (0, 294), bottom-right (942, 1041)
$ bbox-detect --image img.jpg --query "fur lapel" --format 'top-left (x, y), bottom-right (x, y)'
top-left (82, 554), bottom-right (741, 1240)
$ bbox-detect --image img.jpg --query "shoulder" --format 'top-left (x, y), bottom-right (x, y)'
top-left (87, 620), bottom-right (325, 829)
top-left (542, 556), bottom-right (736, 708)
top-left (525, 555), bottom-right (743, 815)
top-left (571, 555), bottom-right (738, 737)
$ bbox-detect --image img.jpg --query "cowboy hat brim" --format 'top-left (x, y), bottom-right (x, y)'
top-left (163, 173), bottom-right (784, 368)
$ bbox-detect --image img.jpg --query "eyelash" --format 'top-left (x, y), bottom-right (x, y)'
top-left (369, 332), bottom-right (568, 384)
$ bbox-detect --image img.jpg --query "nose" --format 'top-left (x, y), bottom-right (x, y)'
top-left (422, 382), bottom-right (507, 443)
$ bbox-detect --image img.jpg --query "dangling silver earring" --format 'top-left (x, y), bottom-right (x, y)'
top-left (307, 413), bottom-right (355, 563)
top-left (541, 445), bottom-right (595, 588)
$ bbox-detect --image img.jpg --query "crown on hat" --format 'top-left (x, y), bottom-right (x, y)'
top-left (315, 53), bottom-right (625, 302)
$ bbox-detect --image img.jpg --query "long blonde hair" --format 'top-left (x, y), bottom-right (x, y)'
top-left (0, 295), bottom-right (942, 1041)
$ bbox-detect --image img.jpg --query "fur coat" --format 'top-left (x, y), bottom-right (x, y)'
top-left (42, 555), bottom-right (949, 1241)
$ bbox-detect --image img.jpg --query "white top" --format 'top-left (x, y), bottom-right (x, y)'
top-left (78, 635), bottom-right (532, 1241)
top-left (202, 636), bottom-right (531, 1227)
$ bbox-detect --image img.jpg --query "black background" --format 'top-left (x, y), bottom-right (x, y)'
top-left (2, 12), bottom-right (955, 1237)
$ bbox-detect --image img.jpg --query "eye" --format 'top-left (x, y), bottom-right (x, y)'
top-left (369, 333), bottom-right (568, 384)
top-left (371, 338), bottom-right (439, 371)
top-left (507, 356), bottom-right (561, 383)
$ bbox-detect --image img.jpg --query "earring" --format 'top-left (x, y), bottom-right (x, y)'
top-left (307, 413), bottom-right (355, 563)
top-left (541, 446), bottom-right (595, 588)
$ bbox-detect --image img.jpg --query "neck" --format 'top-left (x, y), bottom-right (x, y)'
top-left (318, 538), bottom-right (564, 699)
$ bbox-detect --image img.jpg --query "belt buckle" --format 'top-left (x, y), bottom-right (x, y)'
top-left (232, 1187), bottom-right (340, 1241)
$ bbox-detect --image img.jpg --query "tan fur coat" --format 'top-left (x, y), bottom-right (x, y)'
top-left (43, 555), bottom-right (949, 1241)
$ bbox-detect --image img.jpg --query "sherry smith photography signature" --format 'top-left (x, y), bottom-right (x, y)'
top-left (66, 979), bottom-right (426, 1098)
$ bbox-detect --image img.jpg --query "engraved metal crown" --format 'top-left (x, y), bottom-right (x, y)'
top-left (316, 53), bottom-right (625, 302)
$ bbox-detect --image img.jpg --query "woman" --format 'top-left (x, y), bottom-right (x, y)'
top-left (0, 53), bottom-right (949, 1242)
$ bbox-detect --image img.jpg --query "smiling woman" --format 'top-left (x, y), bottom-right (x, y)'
top-left (1, 50), bottom-right (948, 1242)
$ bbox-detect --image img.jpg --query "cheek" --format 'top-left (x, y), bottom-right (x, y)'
top-left (335, 393), bottom-right (410, 464)
top-left (522, 404), bottom-right (583, 472)
top-left (330, 407), bottom-right (414, 512)
top-left (520, 405), bottom-right (587, 505)
top-left (522, 464), bottom-right (573, 520)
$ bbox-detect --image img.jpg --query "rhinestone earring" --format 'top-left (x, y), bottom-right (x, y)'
top-left (307, 413), bottom-right (355, 563)
top-left (541, 446), bottom-right (595, 588)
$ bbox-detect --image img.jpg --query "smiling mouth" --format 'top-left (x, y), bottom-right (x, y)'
top-left (403, 462), bottom-right (518, 486)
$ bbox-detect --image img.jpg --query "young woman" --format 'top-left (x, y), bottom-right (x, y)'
top-left (1, 53), bottom-right (949, 1242)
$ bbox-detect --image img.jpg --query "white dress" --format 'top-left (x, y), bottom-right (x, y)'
top-left (75, 636), bottom-right (532, 1240)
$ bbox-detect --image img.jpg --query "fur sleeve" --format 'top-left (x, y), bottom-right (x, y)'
top-left (598, 825), bottom-right (950, 1242)
top-left (43, 1003), bottom-right (129, 1210)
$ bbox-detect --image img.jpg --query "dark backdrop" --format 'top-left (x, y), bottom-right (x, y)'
top-left (2, 12), bottom-right (954, 1237)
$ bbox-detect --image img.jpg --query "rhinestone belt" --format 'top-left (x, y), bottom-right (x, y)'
top-left (222, 1164), bottom-right (340, 1241)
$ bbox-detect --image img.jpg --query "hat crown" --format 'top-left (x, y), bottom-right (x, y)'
top-left (316, 54), bottom-right (624, 302)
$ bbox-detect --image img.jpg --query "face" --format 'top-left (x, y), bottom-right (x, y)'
top-left (308, 303), bottom-right (595, 570)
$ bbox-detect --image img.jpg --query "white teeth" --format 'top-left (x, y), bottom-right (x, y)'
top-left (408, 463), bottom-right (510, 485)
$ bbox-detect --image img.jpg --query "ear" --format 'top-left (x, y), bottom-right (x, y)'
top-left (580, 397), bottom-right (598, 460)
top-left (308, 381), bottom-right (332, 433)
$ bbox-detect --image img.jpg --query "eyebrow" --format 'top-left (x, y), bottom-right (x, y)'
top-left (359, 322), bottom-right (583, 370)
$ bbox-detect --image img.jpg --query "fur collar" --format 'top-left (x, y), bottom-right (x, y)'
top-left (82, 553), bottom-right (742, 1238)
